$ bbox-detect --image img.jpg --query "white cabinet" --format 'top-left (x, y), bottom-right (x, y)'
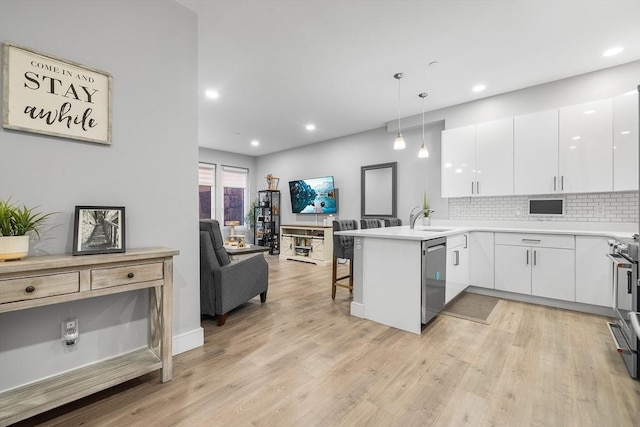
top-left (575, 236), bottom-right (613, 307)
top-left (280, 234), bottom-right (293, 256)
top-left (310, 237), bottom-right (326, 261)
top-left (514, 109), bottom-right (560, 195)
top-left (494, 233), bottom-right (575, 301)
top-left (531, 247), bottom-right (575, 301)
top-left (475, 118), bottom-right (514, 196)
top-left (442, 125), bottom-right (476, 198)
top-left (559, 98), bottom-right (613, 193)
top-left (613, 91), bottom-right (639, 191)
top-left (469, 231), bottom-right (494, 289)
top-left (279, 225), bottom-right (333, 265)
top-left (441, 118), bottom-right (513, 198)
top-left (495, 244), bottom-right (531, 294)
top-left (445, 233), bottom-right (469, 304)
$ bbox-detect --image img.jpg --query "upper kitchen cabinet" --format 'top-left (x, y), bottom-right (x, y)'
top-left (442, 118), bottom-right (513, 198)
top-left (475, 118), bottom-right (514, 196)
top-left (442, 124), bottom-right (476, 198)
top-left (558, 98), bottom-right (613, 193)
top-left (514, 109), bottom-right (559, 195)
top-left (613, 90), bottom-right (639, 191)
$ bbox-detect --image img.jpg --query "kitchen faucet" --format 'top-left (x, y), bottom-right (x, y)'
top-left (409, 206), bottom-right (424, 229)
top-left (410, 205), bottom-right (435, 229)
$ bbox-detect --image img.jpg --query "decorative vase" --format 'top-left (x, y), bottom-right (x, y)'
top-left (0, 235), bottom-right (29, 262)
top-left (422, 217), bottom-right (431, 227)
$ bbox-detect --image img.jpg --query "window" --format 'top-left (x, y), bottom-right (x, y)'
top-left (222, 166), bottom-right (249, 226)
top-left (198, 163), bottom-right (215, 219)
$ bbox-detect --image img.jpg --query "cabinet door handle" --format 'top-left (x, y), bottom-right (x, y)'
top-left (471, 181), bottom-right (475, 195)
top-left (533, 250), bottom-right (537, 266)
top-left (476, 181), bottom-right (480, 194)
top-left (454, 250), bottom-right (460, 266)
top-left (561, 175), bottom-right (564, 191)
top-left (25, 285), bottom-right (36, 293)
top-left (553, 176), bottom-right (557, 191)
top-left (127, 272), bottom-right (135, 279)
top-left (526, 249), bottom-right (529, 265)
top-left (464, 235), bottom-right (468, 249)
top-left (522, 239), bottom-right (541, 243)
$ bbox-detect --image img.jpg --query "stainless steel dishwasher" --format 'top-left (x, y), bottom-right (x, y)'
top-left (422, 237), bottom-right (447, 324)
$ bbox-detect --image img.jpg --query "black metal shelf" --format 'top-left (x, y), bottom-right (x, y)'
top-left (254, 190), bottom-right (280, 255)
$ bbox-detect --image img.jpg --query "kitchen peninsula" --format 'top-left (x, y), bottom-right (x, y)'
top-left (337, 224), bottom-right (637, 335)
top-left (336, 226), bottom-right (459, 334)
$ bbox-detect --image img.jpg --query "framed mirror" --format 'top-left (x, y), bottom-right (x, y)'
top-left (361, 162), bottom-right (397, 218)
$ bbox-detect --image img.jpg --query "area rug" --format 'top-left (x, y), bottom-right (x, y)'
top-left (441, 291), bottom-right (503, 325)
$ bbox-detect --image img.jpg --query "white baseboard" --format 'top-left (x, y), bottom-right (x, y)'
top-left (172, 326), bottom-right (204, 355)
top-left (350, 301), bottom-right (365, 318)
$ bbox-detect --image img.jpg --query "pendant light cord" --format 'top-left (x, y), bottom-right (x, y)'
top-left (394, 73), bottom-right (403, 135)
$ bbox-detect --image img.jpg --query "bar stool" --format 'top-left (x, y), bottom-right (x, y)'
top-left (332, 220), bottom-right (358, 299)
top-left (360, 218), bottom-right (383, 229)
top-left (383, 218), bottom-right (402, 227)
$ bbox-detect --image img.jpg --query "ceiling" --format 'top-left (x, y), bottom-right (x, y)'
top-left (178, 0), bottom-right (640, 156)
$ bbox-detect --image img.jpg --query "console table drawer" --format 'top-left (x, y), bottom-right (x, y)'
top-left (0, 272), bottom-right (80, 304)
top-left (91, 262), bottom-right (163, 290)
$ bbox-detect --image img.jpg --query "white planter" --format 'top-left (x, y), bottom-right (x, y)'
top-left (0, 235), bottom-right (29, 262)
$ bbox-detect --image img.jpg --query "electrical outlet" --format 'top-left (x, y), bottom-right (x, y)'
top-left (62, 319), bottom-right (79, 346)
top-left (596, 205), bottom-right (605, 217)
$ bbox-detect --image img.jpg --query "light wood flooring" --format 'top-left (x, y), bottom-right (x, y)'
top-left (15, 256), bottom-right (640, 426)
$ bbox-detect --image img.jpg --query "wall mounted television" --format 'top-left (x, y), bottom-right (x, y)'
top-left (288, 176), bottom-right (337, 214)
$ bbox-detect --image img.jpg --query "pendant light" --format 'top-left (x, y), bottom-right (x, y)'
top-left (418, 92), bottom-right (429, 158)
top-left (393, 73), bottom-right (406, 150)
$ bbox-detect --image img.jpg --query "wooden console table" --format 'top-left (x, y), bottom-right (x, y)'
top-left (0, 247), bottom-right (178, 426)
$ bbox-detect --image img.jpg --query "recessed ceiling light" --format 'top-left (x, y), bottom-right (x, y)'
top-left (603, 46), bottom-right (624, 57)
top-left (472, 84), bottom-right (486, 93)
top-left (305, 124), bottom-right (316, 131)
top-left (572, 136), bottom-right (581, 140)
top-left (205, 89), bottom-right (219, 99)
top-left (621, 131), bottom-right (630, 135)
top-left (584, 110), bottom-right (596, 115)
top-left (250, 140), bottom-right (259, 146)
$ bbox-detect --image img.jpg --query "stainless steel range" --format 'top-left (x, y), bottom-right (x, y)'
top-left (606, 235), bottom-right (639, 379)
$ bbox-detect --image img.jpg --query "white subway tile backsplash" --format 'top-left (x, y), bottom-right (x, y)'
top-left (448, 191), bottom-right (639, 223)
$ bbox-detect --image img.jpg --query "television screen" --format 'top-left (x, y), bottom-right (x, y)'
top-left (288, 176), bottom-right (337, 214)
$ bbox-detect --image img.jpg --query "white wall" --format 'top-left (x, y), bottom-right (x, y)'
top-left (255, 62), bottom-right (639, 228)
top-left (0, 0), bottom-right (202, 391)
top-left (256, 122), bottom-right (445, 226)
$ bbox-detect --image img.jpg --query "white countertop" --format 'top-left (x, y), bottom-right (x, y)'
top-left (335, 224), bottom-right (638, 242)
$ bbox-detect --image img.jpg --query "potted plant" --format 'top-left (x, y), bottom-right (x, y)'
top-left (422, 192), bottom-right (434, 226)
top-left (0, 198), bottom-right (54, 261)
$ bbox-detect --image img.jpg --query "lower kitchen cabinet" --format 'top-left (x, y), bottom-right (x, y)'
top-left (469, 231), bottom-right (494, 289)
top-left (531, 247), bottom-right (575, 301)
top-left (575, 236), bottom-right (613, 307)
top-left (494, 233), bottom-right (575, 301)
top-left (495, 245), bottom-right (531, 294)
top-left (446, 234), bottom-right (469, 304)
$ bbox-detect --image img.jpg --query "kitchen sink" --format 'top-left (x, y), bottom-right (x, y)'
top-left (416, 227), bottom-right (452, 232)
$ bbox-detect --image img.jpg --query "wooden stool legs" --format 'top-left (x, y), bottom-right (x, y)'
top-left (332, 257), bottom-right (353, 300)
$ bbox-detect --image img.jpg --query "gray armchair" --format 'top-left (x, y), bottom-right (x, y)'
top-left (200, 220), bottom-right (269, 326)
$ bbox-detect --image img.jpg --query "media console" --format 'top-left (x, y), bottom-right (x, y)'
top-left (280, 225), bottom-right (333, 266)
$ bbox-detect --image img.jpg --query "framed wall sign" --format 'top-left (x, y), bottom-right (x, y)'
top-left (73, 206), bottom-right (125, 255)
top-left (2, 42), bottom-right (112, 144)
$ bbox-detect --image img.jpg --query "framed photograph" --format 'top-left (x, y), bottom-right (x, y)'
top-left (2, 42), bottom-right (112, 145)
top-left (73, 206), bottom-right (125, 255)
